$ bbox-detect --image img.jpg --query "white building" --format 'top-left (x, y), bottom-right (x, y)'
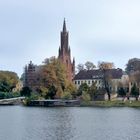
top-left (74, 69), bottom-right (129, 93)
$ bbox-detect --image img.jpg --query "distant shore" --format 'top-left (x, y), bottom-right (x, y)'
top-left (24, 99), bottom-right (140, 108)
top-left (0, 98), bottom-right (140, 108)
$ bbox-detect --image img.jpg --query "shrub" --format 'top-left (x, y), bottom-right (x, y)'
top-left (82, 91), bottom-right (91, 103)
top-left (61, 91), bottom-right (72, 100)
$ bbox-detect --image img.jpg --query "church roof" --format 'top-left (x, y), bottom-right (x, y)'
top-left (63, 18), bottom-right (67, 32)
top-left (74, 69), bottom-right (123, 80)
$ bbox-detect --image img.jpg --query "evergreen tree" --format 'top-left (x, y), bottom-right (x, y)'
top-left (131, 84), bottom-right (139, 100)
top-left (77, 83), bottom-right (89, 96)
top-left (118, 87), bottom-right (127, 97)
top-left (20, 87), bottom-right (32, 97)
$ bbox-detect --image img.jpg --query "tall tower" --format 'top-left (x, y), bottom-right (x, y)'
top-left (23, 61), bottom-right (36, 89)
top-left (58, 19), bottom-right (75, 81)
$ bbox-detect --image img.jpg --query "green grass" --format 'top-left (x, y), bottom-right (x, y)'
top-left (80, 100), bottom-right (140, 107)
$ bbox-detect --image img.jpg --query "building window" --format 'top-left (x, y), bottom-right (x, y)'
top-left (78, 81), bottom-right (80, 85)
top-left (88, 81), bottom-right (90, 85)
top-left (75, 81), bottom-right (77, 85)
top-left (81, 81), bottom-right (83, 84)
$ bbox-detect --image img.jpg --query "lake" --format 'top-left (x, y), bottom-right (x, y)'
top-left (0, 106), bottom-right (140, 140)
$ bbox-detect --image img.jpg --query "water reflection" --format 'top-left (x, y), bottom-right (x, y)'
top-left (0, 106), bottom-right (140, 140)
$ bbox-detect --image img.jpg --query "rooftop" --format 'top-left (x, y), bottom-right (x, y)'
top-left (74, 69), bottom-right (123, 80)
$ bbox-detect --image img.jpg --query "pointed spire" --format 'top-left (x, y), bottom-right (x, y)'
top-left (73, 57), bottom-right (75, 64)
top-left (63, 18), bottom-right (67, 32)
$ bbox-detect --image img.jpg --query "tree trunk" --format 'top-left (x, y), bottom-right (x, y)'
top-left (108, 93), bottom-right (111, 101)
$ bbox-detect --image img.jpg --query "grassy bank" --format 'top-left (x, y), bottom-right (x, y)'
top-left (80, 100), bottom-right (140, 107)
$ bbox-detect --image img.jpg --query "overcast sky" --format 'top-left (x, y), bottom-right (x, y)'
top-left (0, 0), bottom-right (140, 77)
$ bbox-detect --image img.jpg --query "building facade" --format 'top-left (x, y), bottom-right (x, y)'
top-left (23, 61), bottom-right (36, 88)
top-left (74, 69), bottom-right (129, 93)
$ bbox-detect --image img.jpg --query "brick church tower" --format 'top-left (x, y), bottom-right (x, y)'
top-left (58, 19), bottom-right (75, 81)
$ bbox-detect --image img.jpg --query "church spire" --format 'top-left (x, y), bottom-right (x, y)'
top-left (58, 19), bottom-right (75, 81)
top-left (63, 18), bottom-right (67, 32)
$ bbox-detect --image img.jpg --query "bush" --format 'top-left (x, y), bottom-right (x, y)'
top-left (0, 92), bottom-right (5, 99)
top-left (12, 92), bottom-right (20, 97)
top-left (20, 87), bottom-right (32, 97)
top-left (29, 93), bottom-right (39, 100)
top-left (81, 91), bottom-right (91, 103)
top-left (4, 92), bottom-right (13, 98)
top-left (61, 91), bottom-right (72, 100)
top-left (77, 83), bottom-right (89, 96)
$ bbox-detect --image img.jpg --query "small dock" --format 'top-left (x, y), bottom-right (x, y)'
top-left (28, 99), bottom-right (80, 107)
top-left (0, 97), bottom-right (25, 105)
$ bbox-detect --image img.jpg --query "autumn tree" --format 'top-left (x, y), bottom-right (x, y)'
top-left (37, 58), bottom-right (76, 99)
top-left (98, 61), bottom-right (115, 70)
top-left (0, 71), bottom-right (19, 92)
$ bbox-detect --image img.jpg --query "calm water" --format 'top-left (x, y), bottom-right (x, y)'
top-left (0, 106), bottom-right (140, 140)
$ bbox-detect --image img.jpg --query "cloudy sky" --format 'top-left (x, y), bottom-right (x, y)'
top-left (0, 0), bottom-right (140, 77)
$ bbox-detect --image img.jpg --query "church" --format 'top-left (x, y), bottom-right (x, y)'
top-left (23, 19), bottom-right (75, 88)
top-left (58, 19), bottom-right (75, 81)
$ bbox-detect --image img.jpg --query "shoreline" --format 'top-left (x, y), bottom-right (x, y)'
top-left (0, 98), bottom-right (140, 108)
top-left (25, 99), bottom-right (140, 108)
top-left (80, 100), bottom-right (140, 107)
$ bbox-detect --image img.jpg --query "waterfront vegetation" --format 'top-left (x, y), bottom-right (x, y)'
top-left (80, 100), bottom-right (140, 107)
top-left (0, 92), bottom-right (20, 99)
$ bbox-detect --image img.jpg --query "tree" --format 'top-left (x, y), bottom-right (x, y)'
top-left (61, 91), bottom-right (72, 100)
top-left (129, 71), bottom-right (140, 94)
top-left (88, 82), bottom-right (97, 100)
top-left (98, 61), bottom-right (115, 70)
top-left (0, 71), bottom-right (19, 92)
top-left (20, 87), bottom-right (32, 97)
top-left (125, 58), bottom-right (140, 74)
top-left (77, 83), bottom-right (89, 96)
top-left (43, 56), bottom-right (56, 65)
top-left (77, 63), bottom-right (84, 72)
top-left (81, 91), bottom-right (91, 103)
top-left (97, 62), bottom-right (115, 100)
top-left (118, 87), bottom-right (127, 97)
top-left (47, 85), bottom-right (57, 99)
top-left (37, 57), bottom-right (76, 99)
top-left (102, 69), bottom-right (113, 100)
top-left (131, 83), bottom-right (139, 100)
top-left (85, 61), bottom-right (96, 70)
